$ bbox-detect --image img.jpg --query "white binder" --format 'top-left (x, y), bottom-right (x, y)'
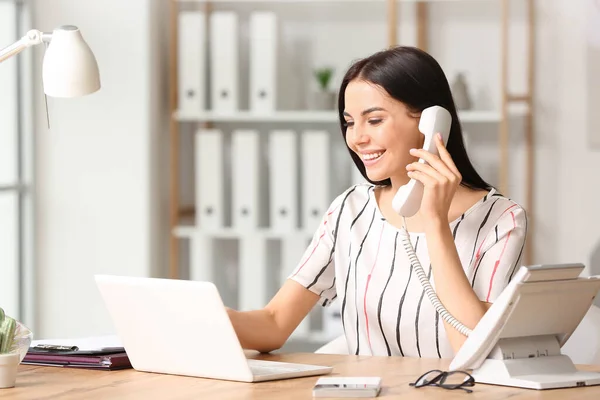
top-left (249, 11), bottom-right (277, 113)
top-left (195, 129), bottom-right (224, 230)
top-left (239, 236), bottom-right (268, 311)
top-left (269, 130), bottom-right (297, 232)
top-left (210, 11), bottom-right (239, 113)
top-left (190, 234), bottom-right (214, 283)
top-left (178, 11), bottom-right (206, 113)
top-left (301, 131), bottom-right (330, 233)
top-left (231, 130), bottom-right (261, 230)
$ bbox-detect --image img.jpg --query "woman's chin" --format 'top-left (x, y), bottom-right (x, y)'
top-left (364, 168), bottom-right (389, 183)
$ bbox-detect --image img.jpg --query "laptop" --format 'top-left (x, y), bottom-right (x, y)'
top-left (94, 274), bottom-right (333, 382)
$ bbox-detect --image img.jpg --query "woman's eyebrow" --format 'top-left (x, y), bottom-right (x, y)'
top-left (343, 107), bottom-right (387, 117)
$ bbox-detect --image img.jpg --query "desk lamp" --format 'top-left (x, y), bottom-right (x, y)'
top-left (0, 25), bottom-right (100, 97)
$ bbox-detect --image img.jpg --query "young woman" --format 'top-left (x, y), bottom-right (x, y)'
top-left (226, 46), bottom-right (527, 359)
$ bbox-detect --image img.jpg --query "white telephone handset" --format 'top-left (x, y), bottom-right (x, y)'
top-left (392, 105), bottom-right (472, 337)
top-left (392, 105), bottom-right (452, 217)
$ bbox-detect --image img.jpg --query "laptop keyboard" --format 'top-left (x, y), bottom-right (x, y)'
top-left (247, 359), bottom-right (318, 376)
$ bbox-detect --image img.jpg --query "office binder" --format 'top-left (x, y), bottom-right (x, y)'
top-left (178, 11), bottom-right (206, 113)
top-left (269, 130), bottom-right (298, 232)
top-left (210, 11), bottom-right (239, 112)
top-left (195, 129), bottom-right (224, 230)
top-left (190, 234), bottom-right (215, 283)
top-left (301, 131), bottom-right (330, 233)
top-left (25, 336), bottom-right (130, 370)
top-left (23, 351), bottom-right (131, 370)
top-left (231, 130), bottom-right (261, 230)
top-left (239, 236), bottom-right (267, 311)
top-left (323, 308), bottom-right (344, 340)
top-left (249, 11), bottom-right (277, 113)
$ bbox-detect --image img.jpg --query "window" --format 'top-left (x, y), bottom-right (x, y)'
top-left (0, 0), bottom-right (35, 328)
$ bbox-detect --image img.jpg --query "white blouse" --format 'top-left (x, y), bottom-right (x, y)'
top-left (288, 183), bottom-right (527, 358)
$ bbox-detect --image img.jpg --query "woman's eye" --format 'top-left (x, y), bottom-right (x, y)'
top-left (344, 121), bottom-right (354, 127)
top-left (368, 119), bottom-right (383, 125)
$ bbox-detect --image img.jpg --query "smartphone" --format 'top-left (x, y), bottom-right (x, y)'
top-left (312, 377), bottom-right (382, 398)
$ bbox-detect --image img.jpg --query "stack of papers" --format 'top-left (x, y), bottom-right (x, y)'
top-left (30, 335), bottom-right (123, 351)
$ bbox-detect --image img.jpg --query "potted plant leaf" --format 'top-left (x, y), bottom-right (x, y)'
top-left (0, 308), bottom-right (32, 389)
top-left (312, 66), bottom-right (336, 110)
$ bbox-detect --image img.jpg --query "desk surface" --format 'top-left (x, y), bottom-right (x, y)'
top-left (2, 352), bottom-right (600, 399)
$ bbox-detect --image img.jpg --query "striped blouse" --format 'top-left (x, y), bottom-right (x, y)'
top-left (289, 183), bottom-right (527, 358)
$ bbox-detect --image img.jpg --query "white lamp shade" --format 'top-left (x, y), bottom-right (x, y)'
top-left (42, 25), bottom-right (100, 98)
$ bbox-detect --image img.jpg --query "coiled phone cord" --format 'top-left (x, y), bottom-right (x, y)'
top-left (399, 216), bottom-right (473, 337)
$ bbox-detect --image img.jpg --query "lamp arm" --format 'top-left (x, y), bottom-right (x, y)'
top-left (0, 29), bottom-right (52, 64)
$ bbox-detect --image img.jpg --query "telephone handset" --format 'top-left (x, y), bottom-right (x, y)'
top-left (391, 105), bottom-right (452, 217)
top-left (392, 105), bottom-right (472, 337)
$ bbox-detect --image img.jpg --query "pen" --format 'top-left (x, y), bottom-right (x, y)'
top-left (31, 344), bottom-right (79, 352)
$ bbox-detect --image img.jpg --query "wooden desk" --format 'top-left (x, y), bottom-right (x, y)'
top-left (2, 353), bottom-right (600, 399)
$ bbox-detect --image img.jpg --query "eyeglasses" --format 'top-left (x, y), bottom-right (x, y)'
top-left (409, 369), bottom-right (476, 393)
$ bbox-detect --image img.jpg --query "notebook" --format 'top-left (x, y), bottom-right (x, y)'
top-left (22, 351), bottom-right (131, 370)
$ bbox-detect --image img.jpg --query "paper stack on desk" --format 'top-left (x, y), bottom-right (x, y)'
top-left (23, 335), bottom-right (132, 370)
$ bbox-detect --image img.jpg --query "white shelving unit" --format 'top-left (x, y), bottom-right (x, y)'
top-left (174, 226), bottom-right (316, 240)
top-left (168, 0), bottom-right (535, 348)
top-left (174, 109), bottom-right (521, 123)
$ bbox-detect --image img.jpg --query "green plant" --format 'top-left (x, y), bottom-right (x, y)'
top-left (314, 67), bottom-right (334, 91)
top-left (0, 308), bottom-right (16, 354)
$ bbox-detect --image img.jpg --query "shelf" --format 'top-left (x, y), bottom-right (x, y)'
top-left (177, 0), bottom-right (497, 3)
top-left (174, 225), bottom-right (315, 239)
top-left (174, 109), bottom-right (521, 123)
top-left (175, 110), bottom-right (340, 123)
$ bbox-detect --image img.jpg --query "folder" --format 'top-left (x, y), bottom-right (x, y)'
top-left (210, 11), bottom-right (239, 112)
top-left (23, 351), bottom-right (131, 370)
top-left (231, 130), bottom-right (261, 230)
top-left (178, 11), bottom-right (206, 113)
top-left (301, 130), bottom-right (330, 233)
top-left (239, 236), bottom-right (267, 311)
top-left (249, 11), bottom-right (277, 113)
top-left (322, 304), bottom-right (344, 340)
top-left (190, 234), bottom-right (215, 283)
top-left (25, 336), bottom-right (131, 370)
top-left (269, 130), bottom-right (298, 232)
top-left (195, 129), bottom-right (224, 230)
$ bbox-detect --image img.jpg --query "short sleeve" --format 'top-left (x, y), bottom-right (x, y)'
top-left (468, 204), bottom-right (528, 303)
top-left (287, 192), bottom-right (347, 307)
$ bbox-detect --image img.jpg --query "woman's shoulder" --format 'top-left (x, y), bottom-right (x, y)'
top-left (459, 187), bottom-right (527, 230)
top-left (329, 183), bottom-right (376, 207)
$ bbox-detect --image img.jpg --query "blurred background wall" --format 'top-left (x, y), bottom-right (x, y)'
top-left (0, 0), bottom-right (598, 348)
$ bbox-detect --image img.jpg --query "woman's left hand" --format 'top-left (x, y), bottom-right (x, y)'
top-left (405, 133), bottom-right (462, 226)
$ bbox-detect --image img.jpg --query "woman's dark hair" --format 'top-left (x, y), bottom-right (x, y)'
top-left (338, 46), bottom-right (491, 191)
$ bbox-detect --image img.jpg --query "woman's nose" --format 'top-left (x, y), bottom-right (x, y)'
top-left (353, 128), bottom-right (369, 145)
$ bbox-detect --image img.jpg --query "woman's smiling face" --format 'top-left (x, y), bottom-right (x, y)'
top-left (343, 79), bottom-right (424, 184)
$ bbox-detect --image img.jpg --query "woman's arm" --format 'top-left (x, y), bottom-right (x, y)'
top-left (423, 218), bottom-right (488, 352)
top-left (227, 280), bottom-right (320, 353)
top-left (406, 133), bottom-right (524, 353)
